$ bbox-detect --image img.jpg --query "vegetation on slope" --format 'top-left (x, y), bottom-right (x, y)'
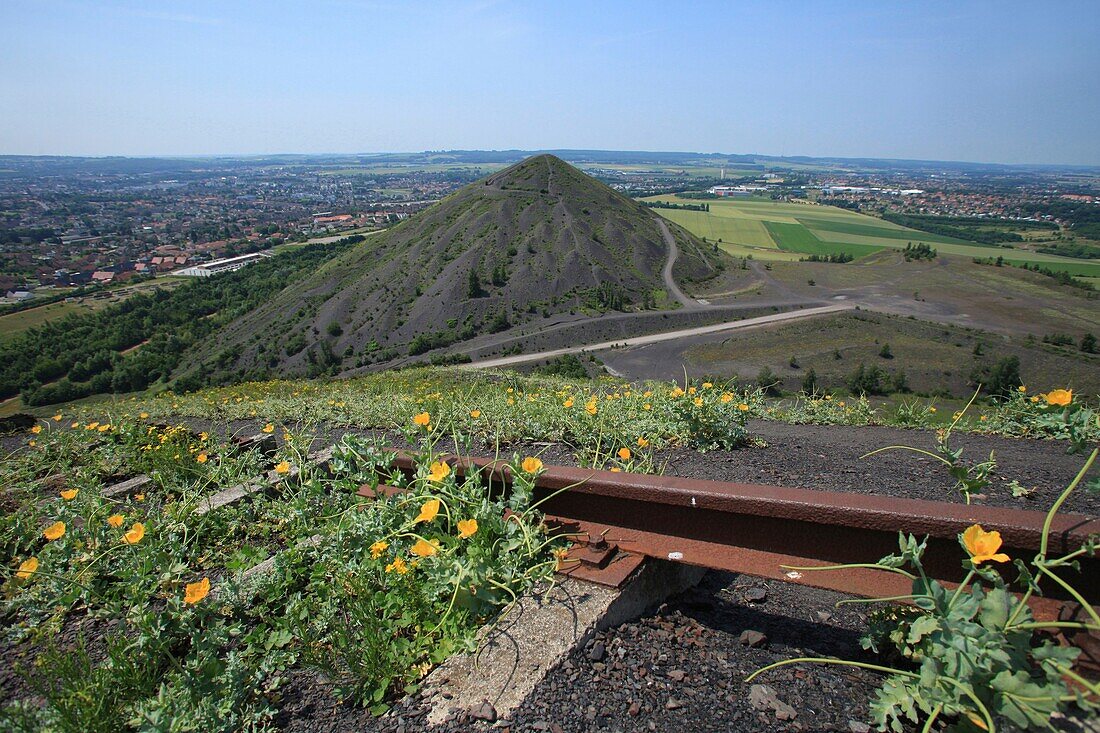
top-left (0, 237), bottom-right (360, 406)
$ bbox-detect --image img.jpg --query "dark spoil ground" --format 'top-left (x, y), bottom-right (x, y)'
top-left (412, 572), bottom-right (889, 733)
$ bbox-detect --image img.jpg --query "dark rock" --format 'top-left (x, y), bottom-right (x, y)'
top-left (667, 669), bottom-right (686, 682)
top-left (665, 698), bottom-right (684, 711)
top-left (588, 641), bottom-right (606, 662)
top-left (739, 629), bottom-right (768, 648)
top-left (745, 587), bottom-right (767, 602)
top-left (471, 701), bottom-right (497, 722)
top-left (628, 702), bottom-right (641, 717)
top-left (749, 684), bottom-right (777, 711)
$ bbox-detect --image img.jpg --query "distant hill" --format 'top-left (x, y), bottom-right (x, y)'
top-left (179, 154), bottom-right (724, 382)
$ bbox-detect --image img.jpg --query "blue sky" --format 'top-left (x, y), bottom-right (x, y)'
top-left (2, 1), bottom-right (1098, 164)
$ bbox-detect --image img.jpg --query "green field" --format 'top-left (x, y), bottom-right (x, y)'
top-left (642, 195), bottom-right (1100, 275)
top-left (764, 222), bottom-right (884, 258)
top-left (0, 299), bottom-right (109, 341)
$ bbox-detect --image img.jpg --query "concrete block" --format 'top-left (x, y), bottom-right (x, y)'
top-left (420, 559), bottom-right (704, 724)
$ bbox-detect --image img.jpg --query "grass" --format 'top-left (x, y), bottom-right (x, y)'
top-left (682, 310), bottom-right (1100, 398)
top-left (0, 299), bottom-right (110, 341)
top-left (642, 195), bottom-right (1100, 274)
top-left (764, 222), bottom-right (884, 258)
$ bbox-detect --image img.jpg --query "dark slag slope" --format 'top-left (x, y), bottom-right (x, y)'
top-left (183, 154), bottom-right (723, 378)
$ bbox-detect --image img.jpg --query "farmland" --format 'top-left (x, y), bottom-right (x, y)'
top-left (641, 195), bottom-right (1100, 276)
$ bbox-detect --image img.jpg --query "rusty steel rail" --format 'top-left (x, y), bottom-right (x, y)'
top-left (385, 453), bottom-right (1100, 612)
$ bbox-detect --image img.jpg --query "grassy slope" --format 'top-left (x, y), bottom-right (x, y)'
top-left (180, 156), bottom-right (726, 381)
top-left (684, 310), bottom-right (1100, 397)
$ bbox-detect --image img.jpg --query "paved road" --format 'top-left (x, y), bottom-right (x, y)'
top-left (457, 303), bottom-right (853, 370)
top-left (655, 217), bottom-right (703, 311)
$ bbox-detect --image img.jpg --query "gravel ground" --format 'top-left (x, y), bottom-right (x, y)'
top-left (412, 571), bottom-right (889, 733)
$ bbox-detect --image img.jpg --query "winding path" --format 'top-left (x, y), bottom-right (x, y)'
top-left (655, 218), bottom-right (703, 310)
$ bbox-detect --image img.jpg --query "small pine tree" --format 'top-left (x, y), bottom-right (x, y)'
top-left (801, 367), bottom-right (818, 395)
top-left (879, 343), bottom-right (893, 359)
top-left (986, 356), bottom-right (1022, 398)
top-left (757, 367), bottom-right (782, 396)
top-left (467, 269), bottom-right (485, 298)
top-left (1081, 332), bottom-right (1097, 354)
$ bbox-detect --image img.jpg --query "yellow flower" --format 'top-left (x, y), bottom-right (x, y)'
top-left (521, 456), bottom-right (543, 473)
top-left (693, 397), bottom-right (704, 407)
top-left (637, 437), bottom-right (649, 448)
top-left (1017, 385), bottom-right (1027, 393)
top-left (31, 424), bottom-right (42, 434)
top-left (610, 467), bottom-right (622, 473)
top-left (52, 414), bottom-right (62, 421)
top-left (60, 489), bottom-right (78, 501)
top-left (428, 462), bottom-right (451, 483)
top-left (1042, 389), bottom-right (1072, 407)
top-left (385, 557), bottom-right (409, 574)
top-left (617, 447), bottom-right (632, 460)
top-left (738, 404), bottom-right (750, 412)
top-left (139, 412), bottom-right (149, 419)
top-left (643, 403), bottom-right (651, 411)
top-left (184, 577), bottom-right (211, 605)
top-left (410, 538), bottom-right (440, 557)
top-left (415, 498), bottom-right (441, 523)
top-left (961, 524), bottom-right (1010, 565)
top-left (670, 387), bottom-right (684, 398)
top-left (585, 403), bottom-right (597, 416)
top-left (563, 398), bottom-right (574, 408)
top-left (720, 393), bottom-right (733, 403)
top-left (470, 410), bottom-right (481, 419)
top-left (43, 521), bottom-right (66, 541)
top-left (261, 423), bottom-right (275, 433)
top-left (413, 412), bottom-right (431, 428)
top-left (28, 440), bottom-right (35, 447)
top-left (370, 540), bottom-right (389, 558)
top-left (123, 522), bottom-right (145, 544)
top-left (1030, 396), bottom-right (1039, 403)
top-left (457, 519), bottom-right (478, 539)
top-left (196, 453), bottom-right (208, 464)
top-left (134, 493), bottom-right (145, 501)
top-left (17, 557), bottom-right (38, 580)
top-left (98, 424), bottom-right (110, 433)
top-left (643, 390), bottom-right (653, 398)
top-left (71, 421), bottom-right (80, 429)
top-left (85, 422), bottom-right (99, 430)
top-left (107, 514), bottom-right (125, 528)
top-left (274, 461), bottom-right (291, 475)
top-left (688, 386), bottom-right (697, 395)
top-left (702, 382), bottom-right (713, 389)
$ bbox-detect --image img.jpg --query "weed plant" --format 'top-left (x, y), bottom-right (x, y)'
top-left (1, 415), bottom-right (562, 729)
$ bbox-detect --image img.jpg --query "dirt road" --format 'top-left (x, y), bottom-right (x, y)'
top-left (457, 303), bottom-right (853, 370)
top-left (655, 217), bottom-right (704, 310)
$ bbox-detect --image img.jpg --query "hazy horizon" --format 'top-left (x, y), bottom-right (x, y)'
top-left (3, 0), bottom-right (1098, 165)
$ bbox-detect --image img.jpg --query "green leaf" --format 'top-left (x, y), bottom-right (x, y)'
top-left (906, 615), bottom-right (940, 645)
